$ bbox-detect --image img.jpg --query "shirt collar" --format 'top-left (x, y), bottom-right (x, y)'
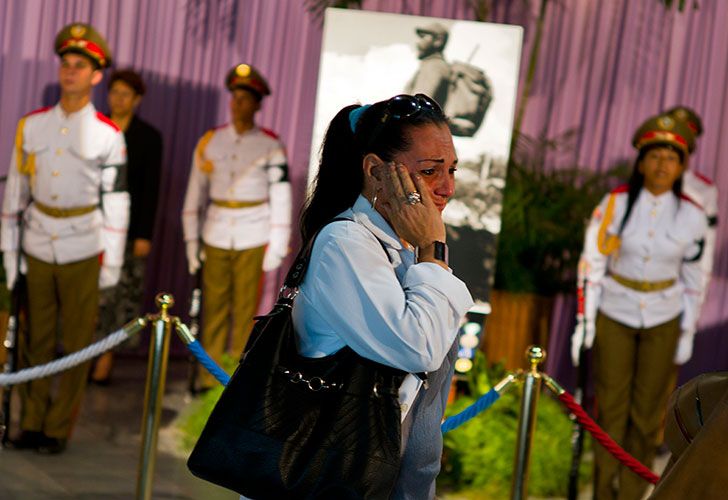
top-left (226, 123), bottom-right (259, 140)
top-left (54, 101), bottom-right (95, 121)
top-left (639, 187), bottom-right (676, 207)
top-left (348, 195), bottom-right (404, 251)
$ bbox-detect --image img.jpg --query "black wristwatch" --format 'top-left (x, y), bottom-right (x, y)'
top-left (433, 241), bottom-right (448, 265)
top-left (416, 241), bottom-right (448, 265)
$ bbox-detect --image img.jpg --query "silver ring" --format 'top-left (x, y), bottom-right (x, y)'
top-left (405, 191), bottom-right (422, 205)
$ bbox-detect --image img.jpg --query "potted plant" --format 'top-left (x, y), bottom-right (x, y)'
top-left (484, 130), bottom-right (627, 369)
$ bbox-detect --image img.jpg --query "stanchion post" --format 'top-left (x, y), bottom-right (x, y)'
top-left (136, 293), bottom-right (175, 500)
top-left (511, 345), bottom-right (546, 500)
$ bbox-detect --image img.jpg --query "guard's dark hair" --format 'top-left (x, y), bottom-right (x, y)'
top-left (299, 96), bottom-right (447, 245)
top-left (108, 69), bottom-right (146, 96)
top-left (60, 50), bottom-right (102, 71)
top-left (618, 143), bottom-right (685, 235)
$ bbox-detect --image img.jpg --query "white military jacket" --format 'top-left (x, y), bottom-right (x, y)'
top-left (0, 103), bottom-right (129, 285)
top-left (580, 186), bottom-right (708, 336)
top-left (683, 169), bottom-right (719, 301)
top-left (181, 124), bottom-right (291, 252)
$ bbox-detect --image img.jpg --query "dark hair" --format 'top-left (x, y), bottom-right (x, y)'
top-left (299, 96), bottom-right (448, 245)
top-left (108, 69), bottom-right (146, 95)
top-left (618, 143), bottom-right (685, 235)
top-left (60, 50), bottom-right (101, 71)
top-left (231, 85), bottom-right (263, 102)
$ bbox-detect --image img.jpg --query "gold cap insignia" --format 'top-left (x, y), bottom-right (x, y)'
top-left (235, 64), bottom-right (251, 78)
top-left (657, 116), bottom-right (674, 130)
top-left (70, 24), bottom-right (87, 39)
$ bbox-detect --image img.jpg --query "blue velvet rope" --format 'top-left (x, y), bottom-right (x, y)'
top-left (186, 339), bottom-right (231, 386)
top-left (441, 388), bottom-right (500, 433)
top-left (185, 338), bottom-right (499, 430)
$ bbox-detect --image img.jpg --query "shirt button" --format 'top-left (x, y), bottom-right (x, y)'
top-left (51, 194), bottom-right (58, 200)
top-left (55, 148), bottom-right (63, 156)
top-left (639, 301), bottom-right (646, 310)
top-left (51, 234), bottom-right (58, 241)
top-left (60, 127), bottom-right (69, 135)
top-left (52, 170), bottom-right (60, 177)
top-left (400, 403), bottom-right (408, 413)
top-left (644, 255), bottom-right (651, 262)
top-left (232, 154), bottom-right (238, 160)
top-left (648, 230), bottom-right (655, 238)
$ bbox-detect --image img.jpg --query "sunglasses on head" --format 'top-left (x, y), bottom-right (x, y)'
top-left (379, 93), bottom-right (442, 123)
top-left (364, 94), bottom-right (443, 149)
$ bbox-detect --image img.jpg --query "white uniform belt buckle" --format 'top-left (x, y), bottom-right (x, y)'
top-left (211, 199), bottom-right (267, 209)
top-left (34, 201), bottom-right (97, 218)
top-left (610, 273), bottom-right (676, 292)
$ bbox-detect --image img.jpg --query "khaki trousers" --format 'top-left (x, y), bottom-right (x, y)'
top-left (20, 254), bottom-right (100, 439)
top-left (199, 244), bottom-right (265, 388)
top-left (593, 312), bottom-right (680, 500)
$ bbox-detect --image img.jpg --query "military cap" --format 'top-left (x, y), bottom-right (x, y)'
top-left (665, 105), bottom-right (703, 139)
top-left (632, 114), bottom-right (695, 155)
top-left (415, 23), bottom-right (449, 38)
top-left (55, 23), bottom-right (112, 69)
top-left (225, 64), bottom-right (270, 99)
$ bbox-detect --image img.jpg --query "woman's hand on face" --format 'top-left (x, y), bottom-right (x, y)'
top-left (378, 162), bottom-right (446, 248)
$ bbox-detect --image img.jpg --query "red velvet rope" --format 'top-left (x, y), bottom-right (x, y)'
top-left (557, 391), bottom-right (660, 485)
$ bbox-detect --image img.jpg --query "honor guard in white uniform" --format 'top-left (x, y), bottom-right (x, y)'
top-left (665, 106), bottom-right (719, 305)
top-left (182, 64), bottom-right (291, 390)
top-left (0, 23), bottom-right (129, 454)
top-left (571, 115), bottom-right (707, 499)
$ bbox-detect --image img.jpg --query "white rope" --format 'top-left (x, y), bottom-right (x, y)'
top-left (0, 319), bottom-right (146, 387)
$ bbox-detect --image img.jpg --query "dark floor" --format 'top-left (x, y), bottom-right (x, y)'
top-left (0, 356), bottom-right (237, 500)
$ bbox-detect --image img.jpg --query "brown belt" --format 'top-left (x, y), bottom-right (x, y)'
top-left (34, 201), bottom-right (97, 218)
top-left (610, 273), bottom-right (676, 292)
top-left (211, 199), bottom-right (267, 209)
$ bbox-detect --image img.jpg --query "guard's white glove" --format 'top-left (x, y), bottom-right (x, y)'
top-left (674, 330), bottom-right (695, 365)
top-left (3, 251), bottom-right (27, 291)
top-left (99, 265), bottom-right (121, 289)
top-left (186, 240), bottom-right (205, 275)
top-left (262, 228), bottom-right (290, 272)
top-left (570, 321), bottom-right (596, 367)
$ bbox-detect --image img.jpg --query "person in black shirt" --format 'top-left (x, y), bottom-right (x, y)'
top-left (91, 69), bottom-right (163, 384)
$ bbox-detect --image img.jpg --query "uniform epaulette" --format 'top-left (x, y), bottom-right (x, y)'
top-left (610, 184), bottom-right (629, 194)
top-left (692, 171), bottom-right (714, 186)
top-left (95, 112), bottom-right (121, 132)
top-left (23, 106), bottom-right (52, 118)
top-left (261, 127), bottom-right (279, 139)
top-left (680, 192), bottom-right (704, 211)
top-left (196, 129), bottom-right (216, 174)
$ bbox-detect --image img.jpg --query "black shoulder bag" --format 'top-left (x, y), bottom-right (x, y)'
top-left (187, 218), bottom-right (407, 499)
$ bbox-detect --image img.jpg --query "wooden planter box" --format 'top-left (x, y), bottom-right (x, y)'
top-left (482, 289), bottom-right (553, 370)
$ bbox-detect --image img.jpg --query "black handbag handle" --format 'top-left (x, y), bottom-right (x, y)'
top-left (281, 217), bottom-right (353, 293)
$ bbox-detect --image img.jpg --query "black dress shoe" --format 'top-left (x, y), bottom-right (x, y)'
top-left (37, 436), bottom-right (67, 455)
top-left (9, 430), bottom-right (43, 450)
top-left (89, 376), bottom-right (112, 387)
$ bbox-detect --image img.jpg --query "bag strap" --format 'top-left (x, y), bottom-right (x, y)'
top-left (280, 217), bottom-right (353, 295)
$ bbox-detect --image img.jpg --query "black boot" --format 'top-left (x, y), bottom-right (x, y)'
top-left (37, 435), bottom-right (67, 454)
top-left (8, 430), bottom-right (43, 450)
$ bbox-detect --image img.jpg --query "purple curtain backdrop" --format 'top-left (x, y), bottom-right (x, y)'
top-left (0, 0), bottom-right (726, 382)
